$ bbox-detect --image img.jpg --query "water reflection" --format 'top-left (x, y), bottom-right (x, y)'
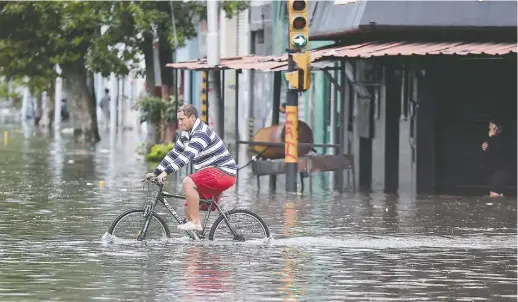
top-left (0, 127), bottom-right (515, 301)
top-left (182, 246), bottom-right (230, 301)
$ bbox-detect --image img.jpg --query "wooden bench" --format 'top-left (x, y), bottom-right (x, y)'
top-left (251, 154), bottom-right (355, 193)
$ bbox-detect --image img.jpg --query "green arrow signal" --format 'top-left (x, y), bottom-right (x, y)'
top-left (292, 35), bottom-right (307, 48)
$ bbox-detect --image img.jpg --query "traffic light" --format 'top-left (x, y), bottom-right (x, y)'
top-left (288, 0), bottom-right (309, 50)
top-left (284, 52), bottom-right (311, 91)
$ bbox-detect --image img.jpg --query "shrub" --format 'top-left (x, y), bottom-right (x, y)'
top-left (164, 95), bottom-right (184, 122)
top-left (136, 95), bottom-right (184, 125)
top-left (136, 96), bottom-right (166, 124)
top-left (145, 143), bottom-right (174, 162)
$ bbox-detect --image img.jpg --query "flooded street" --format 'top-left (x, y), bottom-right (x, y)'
top-left (0, 125), bottom-right (516, 301)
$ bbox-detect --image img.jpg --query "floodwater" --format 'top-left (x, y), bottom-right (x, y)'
top-left (0, 125), bottom-right (516, 301)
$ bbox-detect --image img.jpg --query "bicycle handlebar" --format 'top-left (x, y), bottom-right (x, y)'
top-left (142, 177), bottom-right (164, 186)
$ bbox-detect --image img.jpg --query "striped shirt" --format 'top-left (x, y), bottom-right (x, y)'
top-left (153, 118), bottom-right (237, 176)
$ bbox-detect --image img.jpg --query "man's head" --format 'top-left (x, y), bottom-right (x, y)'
top-left (177, 104), bottom-right (199, 131)
top-left (489, 120), bottom-right (503, 135)
top-left (105, 88), bottom-right (109, 94)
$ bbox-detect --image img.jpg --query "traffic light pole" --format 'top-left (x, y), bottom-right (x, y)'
top-left (285, 50), bottom-right (299, 193)
top-left (285, 0), bottom-right (308, 193)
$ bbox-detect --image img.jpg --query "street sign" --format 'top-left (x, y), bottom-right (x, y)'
top-left (292, 35), bottom-right (308, 48)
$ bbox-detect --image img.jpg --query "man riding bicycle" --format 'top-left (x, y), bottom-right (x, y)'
top-left (146, 104), bottom-right (237, 232)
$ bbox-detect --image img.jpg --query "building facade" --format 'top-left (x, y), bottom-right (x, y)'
top-left (171, 0), bottom-right (517, 196)
top-left (307, 0), bottom-right (517, 196)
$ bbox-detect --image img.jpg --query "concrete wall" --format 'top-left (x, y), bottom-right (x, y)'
top-left (176, 11), bottom-right (242, 141)
top-left (220, 12), bottom-right (238, 140)
top-left (371, 66), bottom-right (387, 192)
top-left (415, 68), bottom-right (436, 194)
top-left (176, 25), bottom-right (201, 108)
top-left (369, 64), bottom-right (418, 197)
top-left (250, 1), bottom-right (273, 132)
top-left (236, 9), bottom-right (251, 143)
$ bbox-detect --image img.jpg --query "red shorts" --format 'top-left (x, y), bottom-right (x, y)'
top-left (186, 167), bottom-right (236, 211)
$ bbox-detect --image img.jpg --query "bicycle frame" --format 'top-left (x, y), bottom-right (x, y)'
top-left (138, 188), bottom-right (241, 241)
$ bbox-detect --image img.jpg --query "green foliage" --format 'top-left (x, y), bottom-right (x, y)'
top-left (136, 96), bottom-right (167, 125)
top-left (0, 82), bottom-right (8, 100)
top-left (0, 0), bottom-right (250, 92)
top-left (164, 95), bottom-right (184, 122)
top-left (220, 1), bottom-right (250, 19)
top-left (122, 0), bottom-right (249, 48)
top-left (0, 2), bottom-right (136, 80)
top-left (23, 76), bottom-right (49, 97)
top-left (136, 94), bottom-right (186, 124)
top-left (0, 80), bottom-right (22, 108)
top-left (145, 143), bottom-right (174, 162)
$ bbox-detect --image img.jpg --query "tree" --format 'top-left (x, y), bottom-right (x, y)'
top-left (0, 2), bottom-right (136, 142)
top-left (0, 1), bottom-right (249, 143)
top-left (106, 1), bottom-right (248, 147)
top-left (107, 1), bottom-right (248, 96)
top-left (0, 1), bottom-right (58, 127)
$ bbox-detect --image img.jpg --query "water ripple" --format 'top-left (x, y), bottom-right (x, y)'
top-left (0, 127), bottom-right (515, 301)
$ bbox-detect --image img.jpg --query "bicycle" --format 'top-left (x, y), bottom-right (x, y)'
top-left (106, 177), bottom-right (270, 242)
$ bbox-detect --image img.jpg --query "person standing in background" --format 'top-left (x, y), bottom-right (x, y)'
top-left (100, 88), bottom-right (110, 131)
top-left (481, 118), bottom-right (511, 197)
top-left (264, 102), bottom-right (286, 127)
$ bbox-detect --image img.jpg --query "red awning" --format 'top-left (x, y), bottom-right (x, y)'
top-left (166, 55), bottom-right (287, 71)
top-left (311, 41), bottom-right (517, 60)
top-left (167, 41), bottom-right (516, 71)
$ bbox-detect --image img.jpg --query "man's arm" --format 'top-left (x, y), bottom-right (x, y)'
top-left (161, 131), bottom-right (210, 175)
top-left (153, 136), bottom-right (186, 175)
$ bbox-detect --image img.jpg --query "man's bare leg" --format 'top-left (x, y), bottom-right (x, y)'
top-left (183, 176), bottom-right (200, 223)
top-left (184, 206), bottom-right (191, 221)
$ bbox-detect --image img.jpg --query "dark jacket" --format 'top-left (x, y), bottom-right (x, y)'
top-left (482, 133), bottom-right (509, 172)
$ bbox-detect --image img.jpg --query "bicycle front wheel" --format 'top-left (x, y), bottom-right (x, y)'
top-left (107, 209), bottom-right (170, 241)
top-left (209, 209), bottom-right (270, 242)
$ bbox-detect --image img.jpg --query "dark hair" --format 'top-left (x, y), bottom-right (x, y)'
top-left (490, 118), bottom-right (503, 127)
top-left (489, 117), bottom-right (504, 136)
top-left (105, 88), bottom-right (109, 94)
top-left (178, 104), bottom-right (198, 118)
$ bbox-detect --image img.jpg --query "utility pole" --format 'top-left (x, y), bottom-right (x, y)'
top-left (285, 0), bottom-right (311, 193)
top-left (206, 0), bottom-right (222, 134)
top-left (206, 1), bottom-right (220, 67)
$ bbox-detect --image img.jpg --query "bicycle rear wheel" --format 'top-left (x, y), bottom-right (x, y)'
top-left (208, 209), bottom-right (270, 242)
top-left (107, 208), bottom-right (170, 241)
